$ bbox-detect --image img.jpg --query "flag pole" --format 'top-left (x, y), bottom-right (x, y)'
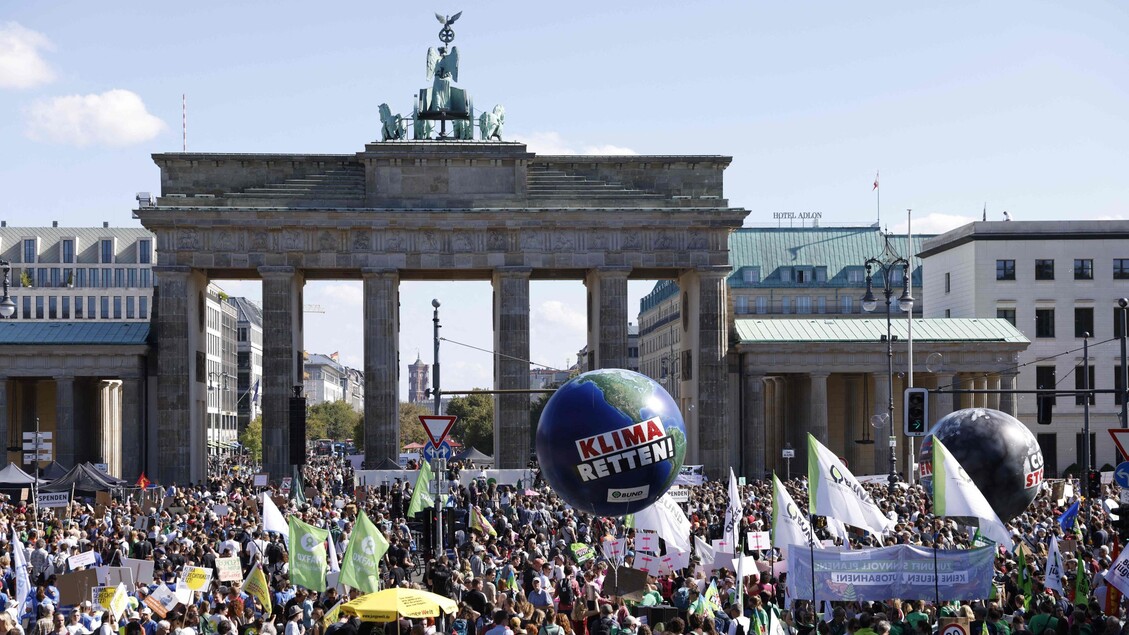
top-left (808, 511), bottom-right (817, 617)
top-left (933, 530), bottom-right (940, 608)
top-left (874, 170), bottom-right (880, 227)
top-left (906, 208), bottom-right (914, 485)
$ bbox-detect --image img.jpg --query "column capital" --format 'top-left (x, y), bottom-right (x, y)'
top-left (694, 265), bottom-right (733, 280)
top-left (361, 267), bottom-right (399, 279)
top-left (257, 265), bottom-right (296, 279)
top-left (809, 371), bottom-right (831, 380)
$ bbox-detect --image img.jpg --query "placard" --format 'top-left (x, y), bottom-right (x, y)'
top-left (636, 531), bottom-right (658, 553)
top-left (667, 487), bottom-right (690, 503)
top-left (68, 550), bottom-right (98, 570)
top-left (104, 567), bottom-right (134, 590)
top-left (57, 569), bottom-right (100, 605)
top-left (254, 474), bottom-right (269, 487)
top-left (213, 504), bottom-right (230, 517)
top-left (216, 557), bottom-right (242, 582)
top-left (746, 531), bottom-right (771, 550)
top-left (182, 566), bottom-right (213, 591)
top-left (96, 491), bottom-right (112, 507)
top-left (145, 584), bottom-right (180, 618)
top-left (122, 557), bottom-right (156, 584)
top-left (38, 491), bottom-right (71, 508)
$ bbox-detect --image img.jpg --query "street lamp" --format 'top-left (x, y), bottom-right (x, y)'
top-left (0, 261), bottom-right (15, 319)
top-left (1119, 299), bottom-right (1128, 429)
top-left (862, 237), bottom-right (914, 493)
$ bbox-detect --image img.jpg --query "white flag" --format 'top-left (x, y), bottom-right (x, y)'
top-left (1105, 545), bottom-right (1129, 597)
top-left (931, 437), bottom-right (1014, 553)
top-left (807, 434), bottom-right (893, 535)
top-left (1044, 535), bottom-right (1063, 593)
top-left (327, 533), bottom-right (341, 573)
top-left (633, 493), bottom-right (691, 552)
top-left (694, 535), bottom-right (715, 567)
top-left (260, 493), bottom-right (288, 536)
top-left (12, 529), bottom-right (30, 621)
top-left (770, 474), bottom-right (814, 559)
top-left (722, 468), bottom-right (743, 554)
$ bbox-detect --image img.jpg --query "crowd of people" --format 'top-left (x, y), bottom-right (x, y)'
top-left (0, 455), bottom-right (1123, 635)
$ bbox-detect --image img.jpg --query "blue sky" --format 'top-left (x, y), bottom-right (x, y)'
top-left (2, 1), bottom-right (1127, 398)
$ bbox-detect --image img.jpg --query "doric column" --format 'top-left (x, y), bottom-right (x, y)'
top-left (492, 267), bottom-right (531, 469)
top-left (687, 266), bottom-right (730, 479)
top-left (363, 268), bottom-right (400, 467)
top-left (999, 372), bottom-right (1018, 417)
top-left (584, 267), bottom-right (631, 370)
top-left (55, 375), bottom-right (75, 467)
top-left (155, 266), bottom-right (194, 484)
top-left (260, 266), bottom-right (304, 481)
top-left (121, 377), bottom-right (143, 482)
top-left (808, 372), bottom-right (830, 447)
top-left (872, 372), bottom-right (890, 475)
top-left (0, 378), bottom-right (8, 467)
top-left (844, 375), bottom-right (863, 471)
top-left (934, 373), bottom-right (955, 423)
top-left (974, 376), bottom-right (989, 409)
top-left (743, 364), bottom-right (766, 479)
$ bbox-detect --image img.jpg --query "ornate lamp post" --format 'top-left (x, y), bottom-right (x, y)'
top-left (0, 261), bottom-right (15, 319)
top-left (862, 239), bottom-right (914, 494)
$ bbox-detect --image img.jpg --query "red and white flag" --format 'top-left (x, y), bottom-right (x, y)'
top-left (873, 171), bottom-right (879, 191)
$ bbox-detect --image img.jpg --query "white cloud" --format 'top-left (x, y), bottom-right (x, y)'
top-left (515, 131), bottom-right (638, 156)
top-left (0, 22), bottom-right (54, 89)
top-left (888, 212), bottom-right (977, 236)
top-left (315, 281), bottom-right (363, 308)
top-left (25, 89), bottom-right (166, 146)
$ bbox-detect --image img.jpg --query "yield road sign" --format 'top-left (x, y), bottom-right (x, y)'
top-left (1110, 429), bottom-right (1129, 462)
top-left (1115, 462), bottom-right (1129, 489)
top-left (420, 415), bottom-right (457, 448)
top-left (422, 441), bottom-right (453, 461)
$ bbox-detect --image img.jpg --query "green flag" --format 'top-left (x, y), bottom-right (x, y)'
top-left (1075, 554), bottom-right (1090, 601)
top-left (291, 465), bottom-right (307, 505)
top-left (1016, 546), bottom-right (1032, 610)
top-left (288, 517), bottom-right (329, 591)
top-left (339, 510), bottom-right (388, 593)
top-left (407, 461), bottom-right (435, 516)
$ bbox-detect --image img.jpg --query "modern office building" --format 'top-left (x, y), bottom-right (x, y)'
top-left (227, 296), bottom-right (264, 433)
top-left (205, 284), bottom-right (239, 454)
top-left (920, 220), bottom-right (1129, 475)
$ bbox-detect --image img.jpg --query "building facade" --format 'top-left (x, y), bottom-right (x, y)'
top-left (304, 352), bottom-right (346, 405)
top-left (205, 284), bottom-right (239, 454)
top-left (0, 223), bottom-right (155, 322)
top-left (227, 296), bottom-right (264, 432)
top-left (920, 220), bottom-right (1129, 475)
top-left (408, 354), bottom-right (429, 404)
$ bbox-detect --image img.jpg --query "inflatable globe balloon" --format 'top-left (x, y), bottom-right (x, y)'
top-left (918, 408), bottom-right (1043, 523)
top-left (535, 369), bottom-right (686, 516)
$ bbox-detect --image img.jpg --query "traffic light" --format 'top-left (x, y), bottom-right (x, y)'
top-left (904, 387), bottom-right (929, 436)
top-left (1112, 504), bottom-right (1129, 541)
top-left (1087, 469), bottom-right (1102, 499)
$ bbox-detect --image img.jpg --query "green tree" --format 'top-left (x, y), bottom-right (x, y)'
top-left (400, 401), bottom-right (430, 448)
top-left (446, 391), bottom-right (494, 451)
top-left (307, 400), bottom-right (362, 440)
top-left (240, 415), bottom-right (263, 462)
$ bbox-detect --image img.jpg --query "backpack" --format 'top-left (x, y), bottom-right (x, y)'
top-left (672, 587), bottom-right (690, 610)
top-left (557, 580), bottom-right (575, 606)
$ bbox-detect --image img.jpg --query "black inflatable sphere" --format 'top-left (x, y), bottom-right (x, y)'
top-left (918, 408), bottom-right (1043, 523)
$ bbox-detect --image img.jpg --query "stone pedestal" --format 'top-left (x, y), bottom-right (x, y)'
top-left (492, 267), bottom-right (531, 468)
top-left (363, 268), bottom-right (400, 467)
top-left (260, 266), bottom-right (304, 480)
top-left (585, 267), bottom-right (631, 370)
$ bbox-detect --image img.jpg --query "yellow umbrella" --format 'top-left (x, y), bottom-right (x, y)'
top-left (341, 588), bottom-right (458, 622)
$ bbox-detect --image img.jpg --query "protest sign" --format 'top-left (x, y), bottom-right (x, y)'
top-left (636, 531), bottom-right (658, 553)
top-left (174, 579), bottom-right (194, 605)
top-left (96, 491), bottom-right (112, 507)
top-left (601, 566), bottom-right (647, 600)
top-left (104, 567), bottom-right (134, 590)
top-left (68, 550), bottom-right (97, 570)
top-left (122, 557), bottom-right (156, 584)
top-left (57, 570), bottom-right (99, 605)
top-left (216, 557), bottom-right (242, 582)
top-left (213, 504), bottom-right (230, 517)
top-left (746, 531), bottom-right (771, 550)
top-left (182, 566), bottom-right (213, 591)
top-left (144, 584), bottom-right (180, 618)
top-left (38, 491), bottom-right (70, 508)
top-left (253, 474), bottom-right (269, 487)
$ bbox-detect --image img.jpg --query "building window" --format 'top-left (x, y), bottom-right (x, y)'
top-left (140, 268), bottom-right (151, 288)
top-left (113, 296), bottom-right (122, 319)
top-left (50, 268), bottom-right (60, 288)
top-left (75, 269), bottom-right (86, 287)
top-left (138, 239), bottom-right (152, 264)
top-left (755, 296), bottom-right (767, 314)
top-left (1074, 365), bottom-right (1095, 405)
top-left (48, 296), bottom-right (57, 319)
top-left (100, 239), bottom-right (114, 264)
top-left (61, 296), bottom-right (70, 319)
top-left (114, 268), bottom-right (125, 287)
top-left (781, 297), bottom-right (791, 314)
top-left (944, 272), bottom-right (950, 293)
top-left (126, 296), bottom-right (135, 319)
top-left (62, 239), bottom-right (74, 264)
top-left (796, 296), bottom-right (811, 314)
top-left (816, 296), bottom-right (826, 314)
top-left (89, 268), bottom-right (100, 288)
top-left (22, 239), bottom-right (36, 264)
top-left (997, 308), bottom-right (1016, 326)
top-left (102, 269), bottom-right (112, 288)
top-left (1074, 259), bottom-right (1093, 280)
top-left (815, 268), bottom-right (827, 283)
top-left (841, 296), bottom-right (853, 314)
top-left (88, 296), bottom-right (96, 319)
top-left (37, 269), bottom-right (48, 288)
top-left (128, 268), bottom-right (137, 288)
top-left (139, 296), bottom-right (148, 320)
top-left (100, 296), bottom-right (109, 318)
top-left (35, 296), bottom-right (44, 319)
top-left (1035, 308), bottom-right (1055, 338)
top-left (945, 309), bottom-right (951, 318)
top-left (735, 295), bottom-right (749, 315)
top-left (1036, 366), bottom-right (1056, 404)
top-left (21, 297), bottom-right (30, 319)
top-left (73, 297), bottom-right (82, 319)
top-left (1075, 307), bottom-right (1094, 338)
top-left (848, 269), bottom-right (864, 284)
top-left (996, 260), bottom-right (1015, 280)
top-left (742, 267), bottom-right (760, 284)
top-left (1035, 259), bottom-right (1054, 280)
top-left (1115, 259), bottom-right (1129, 280)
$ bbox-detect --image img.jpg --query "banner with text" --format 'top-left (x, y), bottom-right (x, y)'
top-left (786, 544), bottom-right (994, 601)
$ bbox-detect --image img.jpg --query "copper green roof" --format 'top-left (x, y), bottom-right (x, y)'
top-left (728, 226), bottom-right (932, 288)
top-left (0, 321), bottom-right (150, 345)
top-left (735, 318), bottom-right (1029, 344)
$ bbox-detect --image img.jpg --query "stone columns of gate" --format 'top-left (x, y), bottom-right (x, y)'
top-left (584, 266), bottom-right (631, 370)
top-left (363, 268), bottom-right (400, 468)
top-left (260, 266), bottom-right (304, 481)
top-left (872, 372), bottom-right (890, 475)
top-left (808, 372), bottom-right (830, 447)
top-left (682, 266), bottom-right (730, 479)
top-left (999, 372), bottom-right (1018, 417)
top-left (492, 267), bottom-right (531, 469)
top-left (121, 377), bottom-right (143, 482)
top-left (743, 363), bottom-right (766, 480)
top-left (55, 375), bottom-right (75, 467)
top-left (155, 266), bottom-right (205, 484)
